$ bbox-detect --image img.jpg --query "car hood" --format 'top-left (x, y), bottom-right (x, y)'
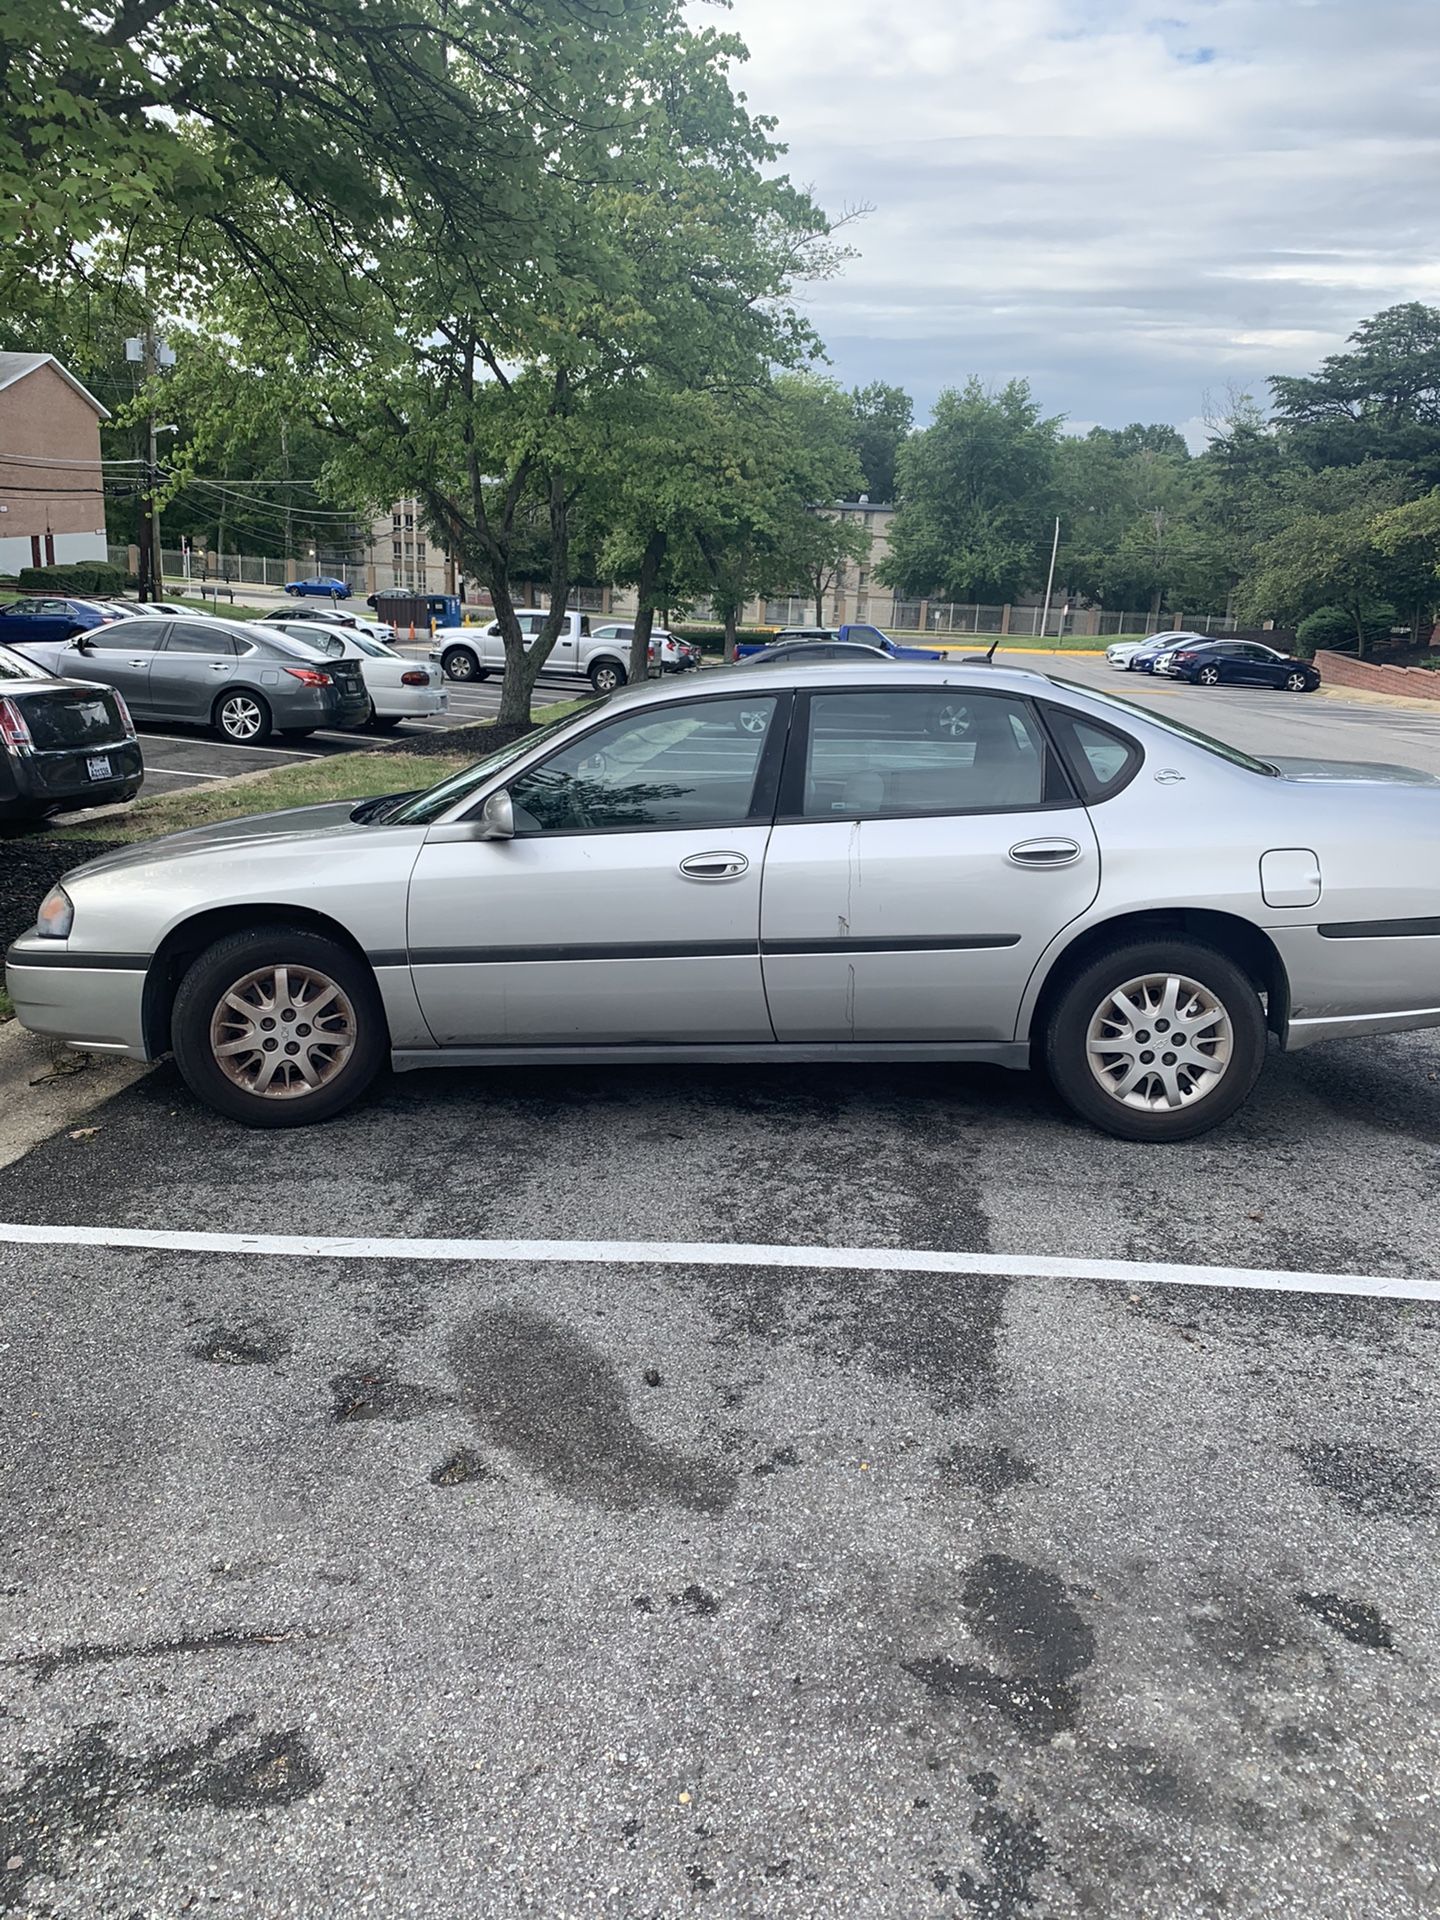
top-left (64, 800), bottom-right (374, 880)
top-left (1272, 755), bottom-right (1440, 786)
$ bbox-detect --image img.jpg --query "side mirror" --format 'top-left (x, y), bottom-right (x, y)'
top-left (70, 633), bottom-right (93, 650)
top-left (477, 788), bottom-right (514, 840)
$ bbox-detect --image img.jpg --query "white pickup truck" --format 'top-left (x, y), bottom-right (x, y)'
top-left (431, 610), bottom-right (634, 694)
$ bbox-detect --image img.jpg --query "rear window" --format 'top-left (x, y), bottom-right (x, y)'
top-left (0, 643), bottom-right (40, 680)
top-left (1048, 677), bottom-right (1278, 777)
top-left (23, 688), bottom-right (125, 750)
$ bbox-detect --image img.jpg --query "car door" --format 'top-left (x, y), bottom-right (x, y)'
top-left (406, 690), bottom-right (789, 1046)
top-left (1221, 643), bottom-right (1270, 685)
top-left (759, 686), bottom-right (1100, 1043)
top-left (153, 622), bottom-right (240, 720)
top-left (63, 618), bottom-right (169, 714)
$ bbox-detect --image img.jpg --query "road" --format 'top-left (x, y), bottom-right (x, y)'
top-left (2, 657), bottom-right (1439, 1917)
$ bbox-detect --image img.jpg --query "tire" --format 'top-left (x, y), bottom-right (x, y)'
top-left (367, 706), bottom-right (403, 731)
top-left (1283, 671), bottom-right (1309, 692)
top-left (589, 659), bottom-right (627, 694)
top-left (441, 646), bottom-right (481, 682)
top-left (214, 689), bottom-right (273, 744)
top-left (284, 584), bottom-right (300, 596)
top-left (171, 925), bottom-right (387, 1128)
top-left (1197, 665), bottom-right (1221, 686)
top-left (1044, 940), bottom-right (1267, 1143)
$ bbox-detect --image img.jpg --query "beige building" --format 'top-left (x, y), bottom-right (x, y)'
top-left (0, 353), bottom-right (111, 577)
top-left (368, 496), bottom-right (455, 595)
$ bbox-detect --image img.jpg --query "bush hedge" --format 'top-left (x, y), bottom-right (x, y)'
top-left (16, 561), bottom-right (129, 597)
top-left (1295, 603), bottom-right (1396, 656)
top-left (671, 624), bottom-right (776, 654)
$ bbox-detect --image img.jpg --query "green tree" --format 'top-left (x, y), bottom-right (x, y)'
top-left (1234, 465), bottom-right (1420, 653)
top-left (878, 379), bottom-right (1060, 603)
top-left (847, 382), bottom-right (913, 502)
top-left (1270, 304), bottom-right (1440, 485)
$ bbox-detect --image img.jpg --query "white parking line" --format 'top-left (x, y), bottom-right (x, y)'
top-left (0, 1222), bottom-right (1431, 1303)
top-left (135, 734), bottom-right (321, 760)
top-left (141, 766), bottom-right (226, 780)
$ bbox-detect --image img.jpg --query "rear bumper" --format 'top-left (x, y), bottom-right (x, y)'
top-left (373, 685), bottom-right (446, 718)
top-left (0, 738), bottom-right (143, 817)
top-left (4, 941), bottom-right (150, 1057)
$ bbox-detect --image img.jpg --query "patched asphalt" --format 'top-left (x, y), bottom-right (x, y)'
top-left (2, 1040), bottom-right (1440, 1917)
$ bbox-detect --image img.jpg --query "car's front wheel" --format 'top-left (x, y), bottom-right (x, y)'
top-left (1044, 941), bottom-right (1267, 1142)
top-left (214, 690), bottom-right (272, 743)
top-left (171, 926), bottom-right (387, 1127)
top-left (1284, 670), bottom-right (1310, 692)
top-left (441, 647), bottom-right (485, 682)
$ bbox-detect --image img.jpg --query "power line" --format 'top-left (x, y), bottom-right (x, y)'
top-left (0, 451), bottom-right (148, 468)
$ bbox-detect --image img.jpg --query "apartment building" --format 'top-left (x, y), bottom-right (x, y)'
top-left (0, 353), bottom-right (111, 577)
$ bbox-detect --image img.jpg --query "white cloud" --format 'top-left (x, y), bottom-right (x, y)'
top-left (703, 0), bottom-right (1440, 428)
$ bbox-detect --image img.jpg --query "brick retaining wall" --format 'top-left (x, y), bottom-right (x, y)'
top-left (1314, 650), bottom-right (1440, 703)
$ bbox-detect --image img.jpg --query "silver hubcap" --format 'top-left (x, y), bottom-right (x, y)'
top-left (447, 653), bottom-right (473, 679)
top-left (739, 708), bottom-right (768, 734)
top-left (1086, 972), bottom-right (1233, 1113)
top-left (1287, 674), bottom-right (1305, 689)
top-left (595, 669), bottom-right (618, 691)
top-left (1200, 669), bottom-right (1218, 684)
top-left (222, 697), bottom-right (263, 739)
top-left (934, 702), bottom-right (970, 737)
top-left (210, 964), bottom-right (357, 1099)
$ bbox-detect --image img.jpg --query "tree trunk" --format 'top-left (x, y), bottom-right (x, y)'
top-left (628, 529), bottom-right (667, 687)
top-left (814, 574), bottom-right (824, 625)
top-left (1352, 601), bottom-right (1367, 659)
top-left (723, 604), bottom-right (739, 662)
top-left (496, 464), bottom-right (573, 726)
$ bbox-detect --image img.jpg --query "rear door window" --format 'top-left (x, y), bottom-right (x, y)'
top-left (164, 624), bottom-right (238, 655)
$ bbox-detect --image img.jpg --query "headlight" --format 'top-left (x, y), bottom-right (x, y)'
top-left (37, 885), bottom-right (74, 939)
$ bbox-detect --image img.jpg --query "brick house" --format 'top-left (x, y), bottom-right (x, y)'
top-left (0, 352), bottom-right (111, 577)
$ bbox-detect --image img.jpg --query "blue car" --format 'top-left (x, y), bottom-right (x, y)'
top-left (736, 622), bottom-right (936, 662)
top-left (0, 596), bottom-right (131, 647)
top-left (285, 576), bottom-right (351, 599)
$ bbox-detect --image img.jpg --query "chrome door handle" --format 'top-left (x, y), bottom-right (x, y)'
top-left (209, 662), bottom-right (230, 672)
top-left (679, 851), bottom-right (749, 880)
top-left (127, 658), bottom-right (149, 668)
top-left (1008, 837), bottom-right (1082, 868)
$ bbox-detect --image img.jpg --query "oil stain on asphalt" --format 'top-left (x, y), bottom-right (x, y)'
top-left (448, 1306), bottom-right (736, 1513)
top-left (0, 1714), bottom-right (322, 1913)
top-left (1292, 1440), bottom-right (1437, 1518)
top-left (903, 1554), bottom-right (1096, 1743)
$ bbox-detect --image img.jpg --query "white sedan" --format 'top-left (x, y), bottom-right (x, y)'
top-left (271, 622), bottom-right (445, 727)
top-left (1105, 639), bottom-right (1147, 668)
top-left (261, 605), bottom-right (398, 644)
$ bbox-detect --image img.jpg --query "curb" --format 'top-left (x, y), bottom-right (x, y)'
top-left (0, 1019), bottom-right (147, 1171)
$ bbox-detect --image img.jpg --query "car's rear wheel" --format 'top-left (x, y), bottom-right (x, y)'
top-left (441, 647), bottom-right (484, 682)
top-left (171, 926), bottom-right (387, 1127)
top-left (367, 705), bottom-right (404, 731)
top-left (1284, 670), bottom-right (1309, 692)
top-left (1196, 665), bottom-right (1221, 686)
top-left (214, 690), bottom-right (272, 743)
top-left (1044, 941), bottom-right (1267, 1142)
top-left (589, 660), bottom-right (626, 694)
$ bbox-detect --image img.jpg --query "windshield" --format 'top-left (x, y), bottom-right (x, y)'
top-left (382, 701), bottom-right (606, 824)
top-left (1048, 676), bottom-right (1278, 775)
top-left (0, 642), bottom-right (40, 679)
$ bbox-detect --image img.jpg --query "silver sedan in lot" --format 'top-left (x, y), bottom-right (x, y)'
top-left (8, 660), bottom-right (1440, 1140)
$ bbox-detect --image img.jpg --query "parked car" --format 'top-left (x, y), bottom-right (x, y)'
top-left (1153, 639), bottom-right (1320, 692)
top-left (0, 642), bottom-right (142, 821)
top-left (13, 657), bottom-right (1440, 1143)
top-left (432, 609), bottom-right (639, 693)
top-left (261, 605), bottom-right (397, 644)
top-left (739, 639), bottom-right (893, 667)
top-left (13, 614), bottom-right (369, 743)
top-left (1123, 631), bottom-right (1212, 673)
top-left (737, 623), bottom-right (936, 662)
top-left (1105, 640), bottom-right (1149, 669)
top-left (588, 623), bottom-right (701, 674)
top-left (0, 597), bottom-right (132, 648)
top-left (270, 622), bottom-right (445, 727)
top-left (285, 577), bottom-right (351, 599)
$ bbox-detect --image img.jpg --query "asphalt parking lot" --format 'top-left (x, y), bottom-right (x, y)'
top-left (2, 656), bottom-right (1440, 1918)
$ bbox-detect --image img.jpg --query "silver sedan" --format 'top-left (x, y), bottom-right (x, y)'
top-left (8, 660), bottom-right (1440, 1140)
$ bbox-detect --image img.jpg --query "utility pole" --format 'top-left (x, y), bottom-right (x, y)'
top-left (1038, 516), bottom-right (1061, 639)
top-left (128, 324), bottom-right (174, 602)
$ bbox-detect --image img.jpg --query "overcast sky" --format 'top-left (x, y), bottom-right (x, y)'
top-left (710, 0), bottom-right (1440, 443)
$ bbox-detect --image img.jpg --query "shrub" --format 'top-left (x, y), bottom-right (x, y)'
top-left (16, 561), bottom-right (128, 597)
top-left (1295, 603), bottom-right (1397, 657)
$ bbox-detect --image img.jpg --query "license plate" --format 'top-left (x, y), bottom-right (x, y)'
top-left (86, 755), bottom-right (112, 781)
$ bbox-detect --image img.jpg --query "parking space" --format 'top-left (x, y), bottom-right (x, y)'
top-left (3, 1038), bottom-right (1440, 1916)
